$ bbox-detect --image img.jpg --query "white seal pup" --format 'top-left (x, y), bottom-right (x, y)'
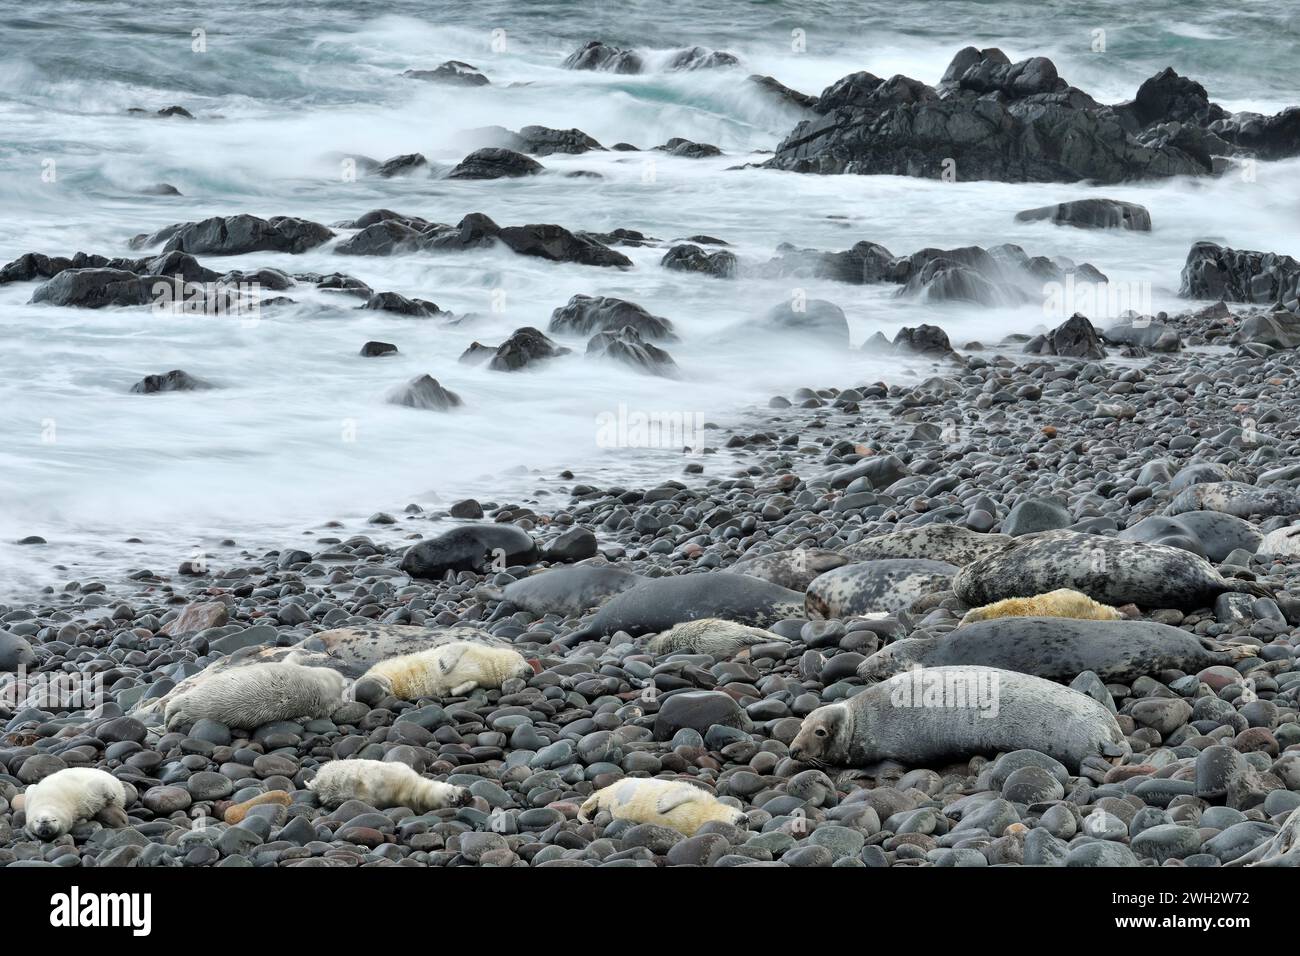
top-left (308, 759), bottom-right (472, 811)
top-left (953, 529), bottom-right (1271, 610)
top-left (579, 778), bottom-right (747, 836)
top-left (959, 588), bottom-right (1124, 625)
top-left (790, 665), bottom-right (1128, 773)
top-left (805, 559), bottom-right (957, 619)
top-left (23, 767), bottom-right (127, 840)
top-left (839, 525), bottom-right (1012, 566)
top-left (164, 660), bottom-right (347, 731)
top-left (358, 641), bottom-right (532, 699)
top-left (646, 618), bottom-right (787, 657)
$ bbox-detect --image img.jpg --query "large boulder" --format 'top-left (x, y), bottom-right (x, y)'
top-left (1179, 242), bottom-right (1300, 310)
top-left (585, 326), bottom-right (678, 376)
top-left (401, 61), bottom-right (489, 86)
top-left (447, 148), bottom-right (543, 180)
top-left (548, 294), bottom-right (676, 340)
top-left (30, 268), bottom-right (153, 308)
top-left (465, 327), bottom-right (572, 372)
top-left (666, 47), bottom-right (739, 71)
top-left (1015, 198), bottom-right (1151, 231)
top-left (758, 299), bottom-right (850, 347)
top-left (138, 214), bottom-right (333, 255)
top-left (496, 224), bottom-right (631, 268)
top-left (515, 126), bottom-right (604, 156)
top-left (562, 41), bottom-right (642, 74)
top-left (130, 370), bottom-right (215, 393)
top-left (661, 244), bottom-right (737, 278)
top-left (387, 375), bottom-right (462, 411)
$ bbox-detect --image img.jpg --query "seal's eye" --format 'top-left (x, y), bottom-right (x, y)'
top-left (814, 727), bottom-right (828, 738)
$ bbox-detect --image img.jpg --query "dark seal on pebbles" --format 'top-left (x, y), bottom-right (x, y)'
top-left (790, 665), bottom-right (1128, 773)
top-left (805, 559), bottom-right (957, 619)
top-left (560, 572), bottom-right (803, 644)
top-left (858, 617), bottom-right (1258, 684)
top-left (399, 524), bottom-right (538, 579)
top-left (839, 525), bottom-right (1011, 566)
top-left (953, 529), bottom-right (1271, 610)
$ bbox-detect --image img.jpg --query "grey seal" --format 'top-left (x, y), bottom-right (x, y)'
top-left (646, 619), bottom-right (787, 657)
top-left (805, 559), bottom-right (958, 619)
top-left (839, 525), bottom-right (1011, 566)
top-left (482, 564), bottom-right (640, 617)
top-left (789, 665), bottom-right (1128, 773)
top-left (953, 529), bottom-right (1270, 610)
top-left (729, 548), bottom-right (849, 591)
top-left (1166, 481), bottom-right (1300, 520)
top-left (399, 523), bottom-right (538, 579)
top-left (560, 572), bottom-right (803, 645)
top-left (858, 617), bottom-right (1257, 684)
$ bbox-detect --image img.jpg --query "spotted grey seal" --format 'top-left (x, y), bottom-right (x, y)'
top-left (857, 617), bottom-right (1256, 684)
top-left (1120, 511), bottom-right (1262, 562)
top-left (790, 665), bottom-right (1128, 773)
top-left (953, 529), bottom-right (1271, 610)
top-left (1166, 481), bottom-right (1300, 520)
top-left (805, 559), bottom-right (958, 619)
top-left (839, 525), bottom-right (1011, 566)
top-left (729, 548), bottom-right (849, 591)
top-left (559, 572), bottom-right (803, 645)
top-left (482, 564), bottom-right (640, 617)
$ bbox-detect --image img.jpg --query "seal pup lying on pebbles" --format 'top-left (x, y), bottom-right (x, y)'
top-left (839, 525), bottom-right (1012, 566)
top-left (23, 767), bottom-right (127, 840)
top-left (308, 759), bottom-right (472, 811)
top-left (479, 564), bottom-right (640, 617)
top-left (1166, 481), bottom-right (1300, 520)
top-left (357, 642), bottom-right (532, 700)
top-left (729, 548), bottom-right (849, 591)
top-left (579, 779), bottom-right (746, 836)
top-left (560, 572), bottom-right (803, 645)
top-left (1258, 525), bottom-right (1300, 556)
top-left (164, 660), bottom-right (347, 731)
top-left (953, 529), bottom-right (1271, 610)
top-left (858, 617), bottom-right (1257, 684)
top-left (790, 665), bottom-right (1128, 772)
top-left (805, 559), bottom-right (957, 619)
top-left (959, 588), bottom-right (1124, 625)
top-left (646, 618), bottom-right (787, 657)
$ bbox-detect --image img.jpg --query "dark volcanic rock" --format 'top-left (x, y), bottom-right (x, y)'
top-left (585, 326), bottom-right (678, 376)
top-left (496, 224), bottom-right (632, 268)
top-left (1179, 241), bottom-right (1300, 311)
top-left (484, 327), bottom-right (572, 372)
top-left (30, 268), bottom-right (153, 308)
top-left (658, 138), bottom-right (722, 159)
top-left (334, 221), bottom-right (428, 257)
top-left (892, 324), bottom-right (954, 355)
top-left (759, 299), bottom-right (850, 346)
top-left (133, 215), bottom-right (334, 255)
top-left (130, 370), bottom-right (215, 394)
top-left (447, 148), bottom-right (544, 180)
top-left (666, 47), bottom-right (739, 71)
top-left (1015, 199), bottom-right (1152, 231)
top-left (361, 292), bottom-right (443, 316)
top-left (515, 126), bottom-right (604, 156)
top-left (549, 294), bottom-right (676, 340)
top-left (1028, 313), bottom-right (1108, 359)
top-left (747, 75), bottom-right (817, 111)
top-left (360, 341), bottom-right (399, 357)
top-left (562, 41), bottom-right (642, 74)
top-left (387, 375), bottom-right (463, 411)
top-left (1102, 321), bottom-right (1182, 352)
top-left (661, 244), bottom-right (737, 278)
top-left (375, 153), bottom-right (430, 178)
top-left (402, 61), bottom-right (489, 86)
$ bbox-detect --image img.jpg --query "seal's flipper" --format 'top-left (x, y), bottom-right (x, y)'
top-left (437, 644), bottom-right (469, 674)
top-left (656, 787), bottom-right (709, 815)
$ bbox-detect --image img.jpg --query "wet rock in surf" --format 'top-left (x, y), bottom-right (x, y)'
top-left (130, 214), bottom-right (334, 255)
top-left (758, 299), bottom-right (850, 347)
top-left (585, 326), bottom-right (678, 376)
top-left (361, 291), bottom-right (444, 317)
top-left (30, 268), bottom-right (153, 308)
top-left (661, 244), bottom-right (737, 278)
top-left (891, 324), bottom-right (954, 356)
top-left (334, 220), bottom-right (428, 256)
top-left (1102, 321), bottom-right (1182, 352)
top-left (1023, 313), bottom-right (1108, 359)
top-left (401, 61), bottom-right (489, 86)
top-left (1179, 241), bottom-right (1300, 311)
top-left (747, 74), bottom-right (817, 111)
top-left (463, 327), bottom-right (572, 372)
top-left (562, 40), bottom-right (642, 74)
top-left (447, 148), bottom-right (544, 180)
top-left (548, 294), bottom-right (676, 341)
top-left (1015, 199), bottom-right (1152, 231)
top-left (666, 46), bottom-right (739, 71)
top-left (130, 370), bottom-right (215, 394)
top-left (496, 224), bottom-right (632, 268)
top-left (374, 153), bottom-right (430, 178)
top-left (360, 341), bottom-right (398, 357)
top-left (657, 138), bottom-right (722, 158)
top-left (127, 105), bottom-right (194, 119)
top-left (386, 375), bottom-right (463, 411)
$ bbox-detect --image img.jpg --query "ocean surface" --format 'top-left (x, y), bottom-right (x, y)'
top-left (1, 0), bottom-right (1298, 597)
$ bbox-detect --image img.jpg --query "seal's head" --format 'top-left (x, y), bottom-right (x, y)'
top-left (856, 641), bottom-right (919, 684)
top-left (789, 703), bottom-right (854, 769)
top-left (26, 806), bottom-right (69, 840)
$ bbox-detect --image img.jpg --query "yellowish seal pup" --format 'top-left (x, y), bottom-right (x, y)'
top-left (959, 588), bottom-right (1124, 625)
top-left (360, 642), bottom-right (532, 699)
top-left (164, 660), bottom-right (347, 730)
top-left (308, 760), bottom-right (471, 811)
top-left (579, 779), bottom-right (747, 836)
top-left (646, 618), bottom-right (787, 657)
top-left (24, 767), bottom-right (127, 840)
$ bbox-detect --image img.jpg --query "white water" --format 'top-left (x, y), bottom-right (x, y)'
top-left (2, 4), bottom-right (1299, 598)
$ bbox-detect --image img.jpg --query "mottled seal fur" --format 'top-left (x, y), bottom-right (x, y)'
top-left (858, 617), bottom-right (1256, 684)
top-left (959, 588), bottom-right (1123, 626)
top-left (729, 548), bottom-right (850, 591)
top-left (790, 665), bottom-right (1128, 772)
top-left (579, 779), bottom-right (746, 836)
top-left (486, 564), bottom-right (640, 617)
top-left (358, 642), bottom-right (532, 699)
top-left (805, 559), bottom-right (957, 619)
top-left (953, 529), bottom-right (1271, 610)
top-left (560, 572), bottom-right (803, 645)
top-left (1258, 525), bottom-right (1300, 556)
top-left (308, 759), bottom-right (471, 811)
top-left (399, 523), bottom-right (538, 580)
top-left (23, 767), bottom-right (127, 840)
top-left (840, 525), bottom-right (1012, 566)
top-left (1166, 481), bottom-right (1300, 520)
top-left (646, 619), bottom-right (787, 657)
top-left (164, 660), bottom-right (347, 730)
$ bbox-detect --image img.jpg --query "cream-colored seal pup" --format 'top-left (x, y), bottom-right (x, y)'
top-left (359, 641), bottom-right (532, 699)
top-left (308, 760), bottom-right (471, 811)
top-left (24, 767), bottom-right (127, 840)
top-left (579, 779), bottom-right (747, 836)
top-left (164, 660), bottom-right (347, 730)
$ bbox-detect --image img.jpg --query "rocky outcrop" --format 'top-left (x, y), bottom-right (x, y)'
top-left (1179, 242), bottom-right (1300, 311)
top-left (562, 41), bottom-right (642, 74)
top-left (1023, 313), bottom-right (1107, 359)
top-left (891, 324), bottom-right (954, 355)
top-left (461, 327), bottom-right (572, 372)
top-left (375, 153), bottom-right (430, 178)
top-left (661, 244), bottom-right (737, 278)
top-left (657, 137), bottom-right (722, 158)
top-left (666, 47), bottom-right (739, 71)
top-left (1015, 198), bottom-right (1152, 231)
top-left (130, 370), bottom-right (214, 393)
top-left (447, 148), bottom-right (543, 180)
top-left (548, 294), bottom-right (676, 340)
top-left (765, 47), bottom-right (1294, 183)
top-left (496, 224), bottom-right (632, 268)
top-left (747, 75), bottom-right (817, 111)
top-left (130, 215), bottom-right (334, 255)
top-left (402, 61), bottom-right (489, 86)
top-left (1231, 312), bottom-right (1300, 349)
top-left (585, 326), bottom-right (678, 375)
top-left (361, 292), bottom-right (443, 316)
top-left (387, 375), bottom-right (462, 410)
top-left (30, 268), bottom-right (154, 308)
